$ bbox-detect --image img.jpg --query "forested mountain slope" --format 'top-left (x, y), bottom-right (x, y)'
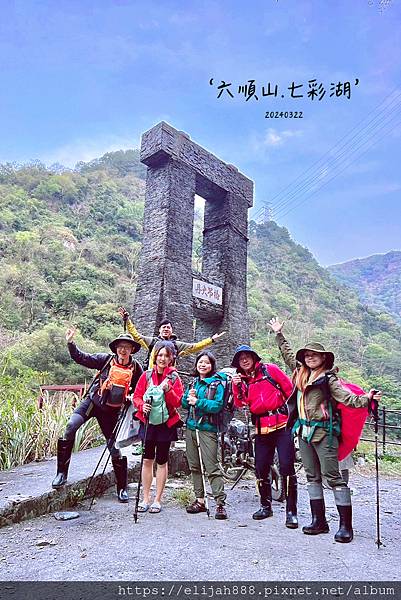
top-left (0, 152), bottom-right (400, 408)
top-left (328, 251), bottom-right (401, 324)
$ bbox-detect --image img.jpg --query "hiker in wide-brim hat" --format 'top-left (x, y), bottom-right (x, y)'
top-left (51, 327), bottom-right (143, 503)
top-left (269, 316), bottom-right (382, 544)
top-left (109, 333), bottom-right (141, 355)
top-left (295, 342), bottom-right (335, 370)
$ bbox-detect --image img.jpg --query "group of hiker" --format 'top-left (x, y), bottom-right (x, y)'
top-left (52, 309), bottom-right (381, 543)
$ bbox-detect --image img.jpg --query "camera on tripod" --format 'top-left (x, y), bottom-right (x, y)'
top-left (219, 416), bottom-right (285, 502)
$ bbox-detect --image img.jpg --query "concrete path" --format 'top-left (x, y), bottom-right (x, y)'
top-left (0, 442), bottom-right (188, 528)
top-left (0, 454), bottom-right (400, 582)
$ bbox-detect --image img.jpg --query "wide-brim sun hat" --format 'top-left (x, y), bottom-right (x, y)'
top-left (231, 344), bottom-right (261, 369)
top-left (109, 333), bottom-right (141, 354)
top-left (296, 342), bottom-right (335, 369)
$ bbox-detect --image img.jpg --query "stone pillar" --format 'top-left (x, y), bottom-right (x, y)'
top-left (135, 122), bottom-right (253, 373)
top-left (134, 157), bottom-right (196, 345)
top-left (197, 191), bottom-right (249, 368)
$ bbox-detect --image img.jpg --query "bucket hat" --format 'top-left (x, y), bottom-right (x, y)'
top-left (109, 333), bottom-right (141, 354)
top-left (296, 342), bottom-right (335, 369)
top-left (231, 344), bottom-right (261, 369)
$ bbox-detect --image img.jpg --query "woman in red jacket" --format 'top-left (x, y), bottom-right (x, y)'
top-left (133, 340), bottom-right (184, 513)
top-left (231, 344), bottom-right (297, 527)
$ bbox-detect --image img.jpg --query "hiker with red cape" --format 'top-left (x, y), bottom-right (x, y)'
top-left (269, 317), bottom-right (381, 544)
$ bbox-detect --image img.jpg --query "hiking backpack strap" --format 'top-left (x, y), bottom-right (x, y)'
top-left (323, 372), bottom-right (341, 447)
top-left (259, 364), bottom-right (286, 396)
top-left (166, 370), bottom-right (179, 385)
top-left (253, 364), bottom-right (288, 434)
top-left (145, 369), bottom-right (153, 386)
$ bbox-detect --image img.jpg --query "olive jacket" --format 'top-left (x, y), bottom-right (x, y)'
top-left (275, 332), bottom-right (369, 442)
top-left (126, 318), bottom-right (215, 368)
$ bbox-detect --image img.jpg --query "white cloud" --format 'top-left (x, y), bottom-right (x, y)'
top-left (40, 134), bottom-right (141, 168)
top-left (262, 128), bottom-right (303, 148)
top-left (348, 181), bottom-right (401, 197)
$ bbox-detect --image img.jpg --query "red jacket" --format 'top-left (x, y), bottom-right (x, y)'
top-left (133, 366), bottom-right (183, 428)
top-left (233, 362), bottom-right (294, 433)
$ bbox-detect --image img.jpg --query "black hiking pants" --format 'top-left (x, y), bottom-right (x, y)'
top-left (64, 397), bottom-right (122, 459)
top-left (255, 427), bottom-right (296, 479)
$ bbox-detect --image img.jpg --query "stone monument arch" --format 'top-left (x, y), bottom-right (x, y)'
top-left (134, 121), bottom-right (253, 368)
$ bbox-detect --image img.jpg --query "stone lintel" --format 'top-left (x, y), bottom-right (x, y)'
top-left (192, 298), bottom-right (224, 322)
top-left (140, 121), bottom-right (253, 206)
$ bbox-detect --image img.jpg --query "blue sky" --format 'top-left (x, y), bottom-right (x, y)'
top-left (1, 0), bottom-right (400, 265)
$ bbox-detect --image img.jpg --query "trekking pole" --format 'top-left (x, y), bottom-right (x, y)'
top-left (86, 399), bottom-right (130, 510)
top-left (134, 395), bottom-right (153, 523)
top-left (191, 404), bottom-right (210, 518)
top-left (220, 432), bottom-right (225, 470)
top-left (370, 394), bottom-right (383, 548)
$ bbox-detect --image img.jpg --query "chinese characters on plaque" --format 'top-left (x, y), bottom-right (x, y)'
top-left (193, 279), bottom-right (223, 306)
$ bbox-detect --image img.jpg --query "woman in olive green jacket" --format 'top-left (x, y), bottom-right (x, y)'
top-left (269, 317), bottom-right (381, 544)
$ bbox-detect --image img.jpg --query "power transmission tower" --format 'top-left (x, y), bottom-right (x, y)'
top-left (258, 203), bottom-right (273, 223)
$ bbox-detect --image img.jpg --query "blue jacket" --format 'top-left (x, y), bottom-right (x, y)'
top-left (182, 372), bottom-right (227, 432)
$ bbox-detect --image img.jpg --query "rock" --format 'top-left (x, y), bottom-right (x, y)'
top-left (35, 539), bottom-right (57, 547)
top-left (53, 511), bottom-right (80, 521)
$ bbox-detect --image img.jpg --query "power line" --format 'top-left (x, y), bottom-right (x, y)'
top-left (272, 98), bottom-right (401, 216)
top-left (271, 87), bottom-right (401, 211)
top-left (251, 86), bottom-right (401, 221)
top-left (274, 113), bottom-right (401, 220)
top-left (274, 92), bottom-right (401, 210)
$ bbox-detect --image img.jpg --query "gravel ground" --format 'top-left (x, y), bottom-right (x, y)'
top-left (1, 472), bottom-right (400, 582)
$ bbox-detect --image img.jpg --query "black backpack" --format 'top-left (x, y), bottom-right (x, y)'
top-left (257, 364), bottom-right (286, 395)
top-left (212, 370), bottom-right (235, 434)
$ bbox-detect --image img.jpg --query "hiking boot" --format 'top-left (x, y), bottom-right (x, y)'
top-left (284, 474), bottom-right (298, 529)
top-left (112, 456), bottom-right (129, 503)
top-left (334, 487), bottom-right (353, 543)
top-left (334, 505), bottom-right (353, 543)
top-left (252, 504), bottom-right (273, 520)
top-left (215, 505), bottom-right (227, 520)
top-left (186, 500), bottom-right (207, 514)
top-left (52, 439), bottom-right (74, 489)
top-left (253, 478), bottom-right (273, 520)
top-left (302, 499), bottom-right (329, 535)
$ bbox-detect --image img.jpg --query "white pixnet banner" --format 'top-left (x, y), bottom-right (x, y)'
top-left (192, 278), bottom-right (223, 305)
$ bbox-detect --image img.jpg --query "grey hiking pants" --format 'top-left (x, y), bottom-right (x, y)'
top-left (185, 429), bottom-right (226, 505)
top-left (299, 434), bottom-right (346, 488)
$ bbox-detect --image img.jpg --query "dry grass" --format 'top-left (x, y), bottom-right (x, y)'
top-left (0, 389), bottom-right (102, 470)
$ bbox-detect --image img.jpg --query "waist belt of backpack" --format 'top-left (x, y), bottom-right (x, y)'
top-left (292, 406), bottom-right (341, 446)
top-left (252, 404), bottom-right (288, 434)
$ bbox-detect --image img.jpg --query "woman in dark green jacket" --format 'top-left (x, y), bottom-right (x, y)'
top-left (269, 317), bottom-right (382, 544)
top-left (182, 351), bottom-right (228, 520)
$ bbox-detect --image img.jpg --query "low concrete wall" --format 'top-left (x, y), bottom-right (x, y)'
top-left (0, 443), bottom-right (190, 528)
